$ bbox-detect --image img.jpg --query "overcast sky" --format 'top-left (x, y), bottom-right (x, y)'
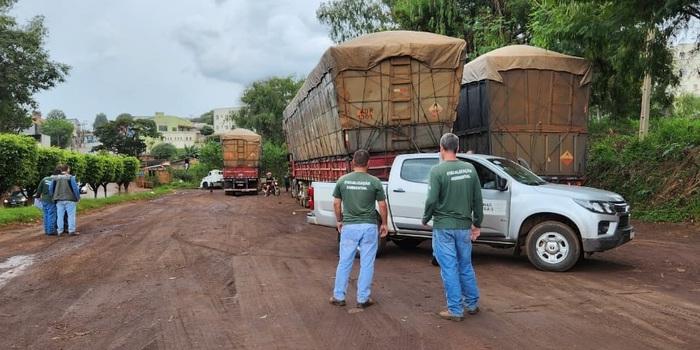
top-left (10, 0), bottom-right (332, 127)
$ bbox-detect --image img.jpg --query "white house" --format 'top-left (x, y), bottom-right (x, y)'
top-left (213, 107), bottom-right (242, 134)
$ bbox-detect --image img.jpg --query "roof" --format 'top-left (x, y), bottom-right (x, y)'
top-left (285, 31), bottom-right (466, 120)
top-left (461, 45), bottom-right (592, 86)
top-left (217, 128), bottom-right (261, 142)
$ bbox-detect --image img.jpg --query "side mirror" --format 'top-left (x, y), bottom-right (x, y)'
top-left (496, 177), bottom-right (508, 191)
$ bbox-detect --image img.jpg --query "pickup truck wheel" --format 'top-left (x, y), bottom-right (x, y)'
top-left (393, 238), bottom-right (423, 249)
top-left (525, 221), bottom-right (581, 272)
top-left (202, 182), bottom-right (209, 189)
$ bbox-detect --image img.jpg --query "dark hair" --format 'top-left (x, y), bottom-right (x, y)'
top-left (54, 164), bottom-right (65, 174)
top-left (440, 133), bottom-right (459, 153)
top-left (353, 149), bottom-right (370, 167)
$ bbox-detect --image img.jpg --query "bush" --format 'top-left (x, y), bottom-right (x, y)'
top-left (587, 116), bottom-right (700, 222)
top-left (0, 134), bottom-right (38, 195)
top-left (261, 141), bottom-right (288, 178)
top-left (151, 143), bottom-right (177, 161)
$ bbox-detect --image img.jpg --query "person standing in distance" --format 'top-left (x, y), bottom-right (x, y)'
top-left (330, 149), bottom-right (388, 308)
top-left (35, 168), bottom-right (61, 236)
top-left (422, 133), bottom-right (484, 321)
top-left (49, 164), bottom-right (81, 236)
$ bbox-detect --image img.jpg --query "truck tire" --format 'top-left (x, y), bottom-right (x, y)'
top-left (392, 238), bottom-right (423, 249)
top-left (525, 221), bottom-right (581, 272)
top-left (202, 182), bottom-right (209, 189)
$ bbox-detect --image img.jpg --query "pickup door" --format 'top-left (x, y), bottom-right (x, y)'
top-left (387, 157), bottom-right (510, 239)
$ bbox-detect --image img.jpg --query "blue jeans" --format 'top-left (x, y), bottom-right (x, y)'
top-left (432, 229), bottom-right (480, 316)
top-left (333, 223), bottom-right (378, 303)
top-left (56, 201), bottom-right (77, 234)
top-left (42, 200), bottom-right (57, 235)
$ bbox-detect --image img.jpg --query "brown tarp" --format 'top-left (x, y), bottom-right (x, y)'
top-left (285, 31), bottom-right (467, 120)
top-left (461, 45), bottom-right (592, 86)
top-left (220, 128), bottom-right (261, 166)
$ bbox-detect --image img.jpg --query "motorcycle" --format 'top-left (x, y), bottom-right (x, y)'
top-left (263, 180), bottom-right (281, 197)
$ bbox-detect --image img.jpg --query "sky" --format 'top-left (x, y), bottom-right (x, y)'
top-left (10, 0), bottom-right (332, 127)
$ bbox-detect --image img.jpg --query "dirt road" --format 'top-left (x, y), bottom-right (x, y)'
top-left (1, 190), bottom-right (698, 349)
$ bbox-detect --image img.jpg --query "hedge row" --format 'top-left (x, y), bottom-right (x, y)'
top-left (0, 133), bottom-right (140, 199)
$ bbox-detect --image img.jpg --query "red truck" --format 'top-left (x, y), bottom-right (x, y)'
top-left (221, 128), bottom-right (261, 196)
top-left (282, 31), bottom-right (467, 208)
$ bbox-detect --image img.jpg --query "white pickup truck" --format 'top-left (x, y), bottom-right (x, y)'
top-left (307, 153), bottom-right (634, 271)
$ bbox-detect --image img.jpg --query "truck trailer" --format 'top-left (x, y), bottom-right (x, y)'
top-left (220, 128), bottom-right (261, 196)
top-left (283, 31), bottom-right (467, 207)
top-left (454, 45), bottom-right (592, 184)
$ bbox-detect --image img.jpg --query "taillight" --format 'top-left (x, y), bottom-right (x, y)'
top-left (307, 186), bottom-right (314, 210)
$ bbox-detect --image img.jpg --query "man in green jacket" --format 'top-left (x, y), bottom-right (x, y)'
top-left (35, 169), bottom-right (60, 235)
top-left (422, 133), bottom-right (484, 321)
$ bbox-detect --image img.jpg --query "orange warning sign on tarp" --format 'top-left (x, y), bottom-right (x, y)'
top-left (560, 151), bottom-right (574, 166)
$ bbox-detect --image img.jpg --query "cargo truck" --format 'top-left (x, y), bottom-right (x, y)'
top-left (220, 129), bottom-right (261, 196)
top-left (283, 31), bottom-right (467, 207)
top-left (454, 45), bottom-right (592, 184)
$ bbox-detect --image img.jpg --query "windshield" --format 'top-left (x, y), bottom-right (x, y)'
top-left (488, 158), bottom-right (547, 186)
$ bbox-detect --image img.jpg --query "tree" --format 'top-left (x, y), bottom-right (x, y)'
top-left (116, 113), bottom-right (133, 122)
top-left (198, 139), bottom-right (223, 170)
top-left (0, 0), bottom-right (70, 133)
top-left (0, 134), bottom-right (37, 195)
top-left (191, 110), bottom-right (214, 125)
top-left (317, 0), bottom-right (396, 43)
top-left (93, 113), bottom-right (108, 130)
top-left (94, 118), bottom-right (159, 156)
top-left (261, 141), bottom-right (288, 178)
top-left (83, 154), bottom-right (107, 198)
top-left (201, 125), bottom-right (214, 136)
top-left (118, 156), bottom-right (140, 192)
top-left (234, 76), bottom-right (304, 145)
top-left (61, 150), bottom-right (86, 183)
top-left (529, 0), bottom-right (698, 118)
top-left (99, 155), bottom-right (122, 197)
top-left (18, 146), bottom-right (63, 199)
top-left (46, 109), bottom-right (67, 120)
top-left (42, 118), bottom-right (74, 148)
top-left (151, 143), bottom-right (177, 160)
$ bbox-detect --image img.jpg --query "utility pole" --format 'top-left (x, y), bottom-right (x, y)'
top-left (639, 29), bottom-right (654, 140)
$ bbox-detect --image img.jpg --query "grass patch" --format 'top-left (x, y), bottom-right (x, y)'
top-left (0, 185), bottom-right (177, 227)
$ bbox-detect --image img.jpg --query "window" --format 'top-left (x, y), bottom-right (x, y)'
top-left (488, 158), bottom-right (546, 186)
top-left (463, 159), bottom-right (498, 189)
top-left (400, 158), bottom-right (439, 183)
top-left (158, 125), bottom-right (167, 132)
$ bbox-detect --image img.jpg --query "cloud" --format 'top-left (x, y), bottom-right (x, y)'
top-left (8, 0), bottom-right (331, 123)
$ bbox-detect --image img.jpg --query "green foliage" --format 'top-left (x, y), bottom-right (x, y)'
top-left (587, 116), bottom-right (700, 222)
top-left (17, 146), bottom-right (63, 199)
top-left (191, 110), bottom-right (214, 125)
top-left (0, 185), bottom-right (175, 227)
top-left (0, 133), bottom-right (38, 195)
top-left (119, 156), bottom-right (140, 190)
top-left (41, 118), bottom-right (74, 148)
top-left (94, 117), bottom-right (159, 156)
top-left (61, 150), bottom-right (86, 181)
top-left (317, 0), bottom-right (396, 43)
top-left (234, 76), bottom-right (304, 145)
top-left (201, 125), bottom-right (214, 136)
top-left (673, 94), bottom-right (700, 119)
top-left (528, 0), bottom-right (694, 118)
top-left (198, 139), bottom-right (223, 170)
top-left (177, 145), bottom-right (199, 160)
top-left (83, 154), bottom-right (107, 197)
top-left (261, 141), bottom-right (288, 178)
top-left (151, 143), bottom-right (178, 160)
top-left (0, 1), bottom-right (70, 132)
top-left (46, 109), bottom-right (67, 120)
top-left (93, 113), bottom-right (108, 130)
top-left (170, 168), bottom-right (196, 185)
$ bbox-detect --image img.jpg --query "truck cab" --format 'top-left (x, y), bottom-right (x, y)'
top-left (200, 170), bottom-right (223, 189)
top-left (308, 153), bottom-right (634, 271)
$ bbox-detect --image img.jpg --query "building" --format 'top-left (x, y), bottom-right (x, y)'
top-left (672, 43), bottom-right (700, 96)
top-left (21, 112), bottom-right (51, 147)
top-left (78, 131), bottom-right (101, 153)
top-left (213, 107), bottom-right (241, 134)
top-left (147, 112), bottom-right (203, 149)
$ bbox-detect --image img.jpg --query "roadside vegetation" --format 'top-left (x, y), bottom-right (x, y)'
top-left (587, 95), bottom-right (700, 222)
top-left (0, 185), bottom-right (177, 227)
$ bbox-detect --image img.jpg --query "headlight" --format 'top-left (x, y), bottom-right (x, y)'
top-left (574, 199), bottom-right (616, 214)
top-left (20, 198), bottom-right (27, 202)
top-left (3, 199), bottom-right (8, 203)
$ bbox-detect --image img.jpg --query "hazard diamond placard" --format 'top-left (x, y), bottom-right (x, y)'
top-left (560, 151), bottom-right (574, 166)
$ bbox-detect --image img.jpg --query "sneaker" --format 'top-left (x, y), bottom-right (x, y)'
top-left (357, 298), bottom-right (375, 309)
top-left (466, 306), bottom-right (480, 315)
top-left (329, 297), bottom-right (346, 307)
top-left (438, 310), bottom-right (464, 322)
top-left (69, 231), bottom-right (80, 236)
